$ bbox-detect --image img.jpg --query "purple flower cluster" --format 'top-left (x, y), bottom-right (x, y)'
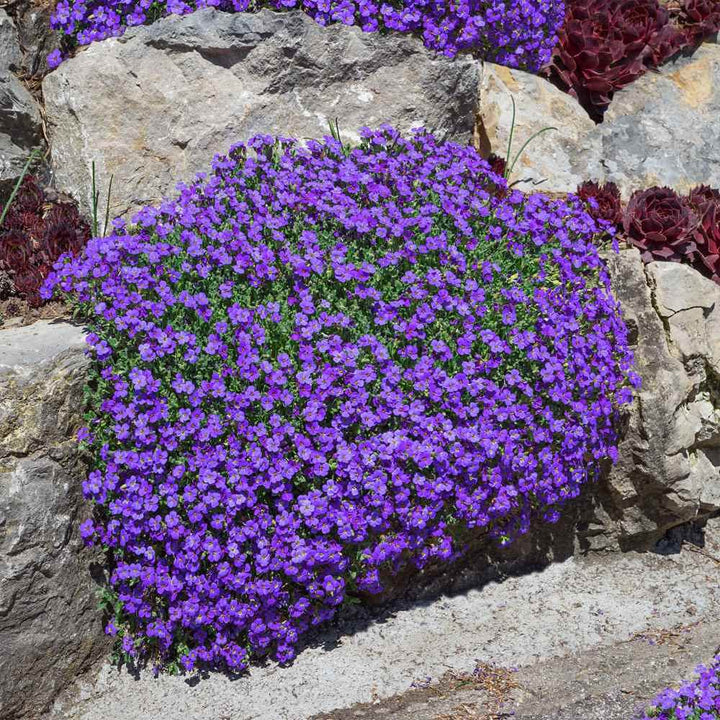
top-left (44, 126), bottom-right (636, 672)
top-left (642, 654), bottom-right (720, 720)
top-left (49, 0), bottom-right (564, 72)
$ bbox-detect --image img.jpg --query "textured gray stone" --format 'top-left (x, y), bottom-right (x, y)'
top-left (42, 8), bottom-right (481, 219)
top-left (0, 8), bottom-right (43, 193)
top-left (599, 44), bottom-right (720, 197)
top-left (0, 10), bottom-right (23, 72)
top-left (478, 43), bottom-right (720, 198)
top-left (11, 0), bottom-right (62, 76)
top-left (0, 320), bottom-right (87, 370)
top-left (594, 251), bottom-right (720, 549)
top-left (476, 61), bottom-right (601, 194)
top-left (0, 322), bottom-right (108, 720)
top-left (48, 550), bottom-right (720, 720)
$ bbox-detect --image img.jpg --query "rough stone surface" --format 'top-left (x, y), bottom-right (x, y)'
top-left (478, 43), bottom-right (720, 198)
top-left (0, 322), bottom-right (108, 720)
top-left (48, 546), bottom-right (720, 720)
top-left (10, 0), bottom-right (62, 77)
top-left (0, 10), bottom-right (23, 71)
top-left (310, 617), bottom-right (720, 720)
top-left (42, 8), bottom-right (481, 219)
top-left (476, 61), bottom-right (601, 194)
top-left (0, 320), bottom-right (87, 370)
top-left (0, 8), bottom-right (43, 193)
top-left (594, 250), bottom-right (720, 549)
top-left (599, 44), bottom-right (720, 197)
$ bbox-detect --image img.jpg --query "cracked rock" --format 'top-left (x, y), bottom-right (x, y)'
top-left (591, 250), bottom-right (720, 549)
top-left (478, 43), bottom-right (720, 198)
top-left (0, 9), bottom-right (43, 194)
top-left (0, 321), bottom-right (109, 720)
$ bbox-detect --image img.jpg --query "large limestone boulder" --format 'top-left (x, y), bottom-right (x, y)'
top-left (42, 8), bottom-right (481, 220)
top-left (476, 63), bottom-right (602, 194)
top-left (0, 321), bottom-right (108, 720)
top-left (596, 250), bottom-right (720, 549)
top-left (478, 43), bottom-right (720, 198)
top-left (599, 44), bottom-right (720, 197)
top-left (0, 9), bottom-right (43, 193)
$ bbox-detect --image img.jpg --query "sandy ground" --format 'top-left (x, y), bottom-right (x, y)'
top-left (48, 535), bottom-right (720, 720)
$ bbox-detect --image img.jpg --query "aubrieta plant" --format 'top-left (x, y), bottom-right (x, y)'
top-left (44, 126), bottom-right (637, 673)
top-left (642, 654), bottom-right (720, 720)
top-left (48, 0), bottom-right (565, 72)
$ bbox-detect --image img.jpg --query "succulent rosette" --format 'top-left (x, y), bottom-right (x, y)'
top-left (675, 0), bottom-right (720, 45)
top-left (548, 0), bottom-right (688, 120)
top-left (576, 180), bottom-right (623, 226)
top-left (624, 186), bottom-right (698, 262)
top-left (45, 126), bottom-right (637, 673)
top-left (685, 186), bottom-right (720, 281)
top-left (0, 229), bottom-right (32, 271)
top-left (0, 175), bottom-right (90, 306)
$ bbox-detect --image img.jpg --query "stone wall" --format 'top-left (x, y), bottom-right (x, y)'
top-left (0, 322), bottom-right (109, 720)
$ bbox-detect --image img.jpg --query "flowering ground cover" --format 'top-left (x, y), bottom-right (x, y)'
top-left (48, 0), bottom-right (565, 71)
top-left (578, 181), bottom-right (720, 284)
top-left (641, 654), bottom-right (720, 719)
top-left (44, 126), bottom-right (637, 673)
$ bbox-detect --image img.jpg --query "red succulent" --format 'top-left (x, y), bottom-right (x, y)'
top-left (684, 187), bottom-right (720, 280)
top-left (0, 229), bottom-right (32, 271)
top-left (0, 179), bottom-right (90, 305)
top-left (548, 0), bottom-right (689, 121)
top-left (576, 180), bottom-right (624, 226)
top-left (675, 0), bottom-right (720, 45)
top-left (486, 153), bottom-right (507, 178)
top-left (624, 186), bottom-right (698, 261)
top-left (7, 175), bottom-right (45, 216)
top-left (687, 184), bottom-right (720, 212)
top-left (12, 266), bottom-right (46, 307)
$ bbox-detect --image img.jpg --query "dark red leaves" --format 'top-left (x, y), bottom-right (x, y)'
top-left (548, 0), bottom-right (719, 121)
top-left (624, 186), bottom-right (697, 252)
top-left (577, 180), bottom-right (720, 283)
top-left (0, 175), bottom-right (90, 307)
top-left (577, 180), bottom-right (623, 225)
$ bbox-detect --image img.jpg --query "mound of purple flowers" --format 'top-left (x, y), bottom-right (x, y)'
top-left (48, 0), bottom-right (564, 72)
top-left (642, 654), bottom-right (720, 719)
top-left (45, 125), bottom-right (636, 672)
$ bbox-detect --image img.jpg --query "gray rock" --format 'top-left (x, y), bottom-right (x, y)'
top-left (47, 550), bottom-right (720, 720)
top-left (10, 0), bottom-right (62, 77)
top-left (594, 250), bottom-right (720, 549)
top-left (0, 10), bottom-right (23, 72)
top-left (42, 8), bottom-right (481, 220)
top-left (0, 321), bottom-right (108, 720)
top-left (0, 8), bottom-right (43, 194)
top-left (478, 43), bottom-right (720, 198)
top-left (476, 61), bottom-right (601, 194)
top-left (599, 44), bottom-right (720, 197)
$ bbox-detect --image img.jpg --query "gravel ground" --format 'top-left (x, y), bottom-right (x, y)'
top-left (313, 618), bottom-right (720, 720)
top-left (48, 540), bottom-right (720, 720)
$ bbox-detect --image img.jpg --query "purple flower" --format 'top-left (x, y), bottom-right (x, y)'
top-left (44, 126), bottom-right (635, 674)
top-left (50, 2), bottom-right (564, 73)
top-left (46, 49), bottom-right (63, 68)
